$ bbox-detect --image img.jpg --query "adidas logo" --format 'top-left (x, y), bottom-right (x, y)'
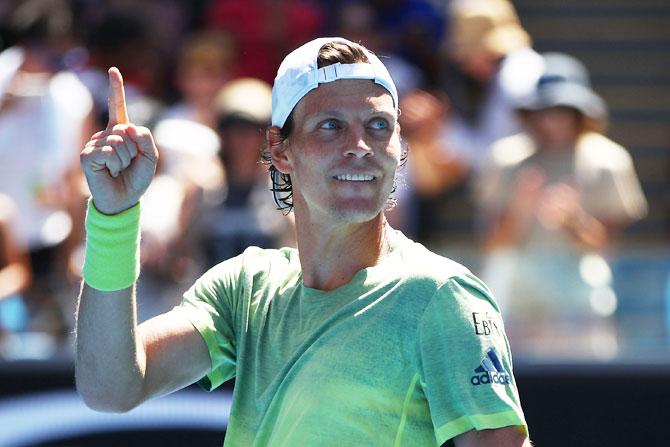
top-left (470, 349), bottom-right (511, 386)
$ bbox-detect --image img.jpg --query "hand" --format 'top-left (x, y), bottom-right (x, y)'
top-left (536, 182), bottom-right (581, 231)
top-left (399, 89), bottom-right (448, 144)
top-left (508, 167), bottom-right (546, 224)
top-left (80, 67), bottom-right (158, 214)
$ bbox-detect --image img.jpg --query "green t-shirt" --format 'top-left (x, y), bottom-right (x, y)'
top-left (175, 230), bottom-right (527, 446)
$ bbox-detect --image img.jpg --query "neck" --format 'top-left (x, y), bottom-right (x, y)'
top-left (538, 138), bottom-right (579, 153)
top-left (19, 47), bottom-right (57, 74)
top-left (294, 208), bottom-right (391, 291)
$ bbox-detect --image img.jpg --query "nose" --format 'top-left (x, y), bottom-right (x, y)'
top-left (344, 127), bottom-right (373, 158)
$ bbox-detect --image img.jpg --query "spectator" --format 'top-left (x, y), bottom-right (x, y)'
top-left (399, 89), bottom-right (468, 238)
top-left (370, 0), bottom-right (446, 86)
top-left (137, 118), bottom-right (224, 320)
top-left (477, 53), bottom-right (649, 358)
top-left (0, 194), bottom-right (31, 342)
top-left (159, 30), bottom-right (236, 129)
top-left (441, 0), bottom-right (543, 173)
top-left (200, 78), bottom-right (295, 267)
top-left (0, 0), bottom-right (93, 339)
top-left (204, 0), bottom-right (325, 82)
top-left (332, 0), bottom-right (426, 96)
top-left (78, 8), bottom-right (163, 128)
top-left (395, 0), bottom-right (543, 246)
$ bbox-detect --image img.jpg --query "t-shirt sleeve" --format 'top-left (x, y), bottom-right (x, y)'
top-left (173, 258), bottom-right (243, 391)
top-left (417, 273), bottom-right (527, 444)
top-left (581, 153), bottom-right (648, 223)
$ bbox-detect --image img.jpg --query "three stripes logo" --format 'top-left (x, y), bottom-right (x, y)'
top-left (470, 349), bottom-right (511, 386)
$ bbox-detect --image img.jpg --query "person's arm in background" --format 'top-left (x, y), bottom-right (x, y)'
top-left (534, 182), bottom-right (610, 249)
top-left (0, 195), bottom-right (31, 300)
top-left (483, 171), bottom-right (612, 251)
top-left (75, 68), bottom-right (210, 412)
top-left (482, 167), bottom-right (546, 251)
top-left (399, 90), bottom-right (469, 197)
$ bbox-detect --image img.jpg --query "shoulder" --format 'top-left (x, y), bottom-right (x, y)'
top-left (0, 193), bottom-right (17, 223)
top-left (576, 132), bottom-right (635, 171)
top-left (204, 246), bottom-right (299, 285)
top-left (489, 133), bottom-right (536, 169)
top-left (183, 246), bottom-right (299, 310)
top-left (394, 233), bottom-right (498, 308)
top-left (394, 233), bottom-right (469, 282)
top-left (50, 71), bottom-right (93, 116)
top-left (0, 47), bottom-right (24, 91)
top-left (393, 233), bottom-right (502, 325)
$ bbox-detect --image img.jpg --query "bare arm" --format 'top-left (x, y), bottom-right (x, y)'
top-left (484, 175), bottom-right (613, 252)
top-left (453, 426), bottom-right (531, 447)
top-left (399, 90), bottom-right (468, 197)
top-left (75, 284), bottom-right (210, 412)
top-left (482, 168), bottom-right (545, 251)
top-left (75, 68), bottom-right (210, 412)
top-left (0, 201), bottom-right (31, 300)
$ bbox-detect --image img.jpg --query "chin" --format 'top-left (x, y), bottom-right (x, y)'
top-left (328, 198), bottom-right (386, 223)
top-left (294, 188), bottom-right (390, 224)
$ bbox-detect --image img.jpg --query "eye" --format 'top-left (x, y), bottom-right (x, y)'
top-left (369, 118), bottom-right (389, 130)
top-left (319, 119), bottom-right (340, 130)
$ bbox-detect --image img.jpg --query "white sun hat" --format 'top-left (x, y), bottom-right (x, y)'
top-left (516, 52), bottom-right (607, 121)
top-left (271, 37), bottom-right (399, 128)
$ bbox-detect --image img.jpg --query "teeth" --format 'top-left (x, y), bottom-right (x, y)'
top-left (335, 174), bottom-right (374, 181)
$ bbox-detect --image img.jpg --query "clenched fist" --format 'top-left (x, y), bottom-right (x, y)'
top-left (80, 67), bottom-right (158, 215)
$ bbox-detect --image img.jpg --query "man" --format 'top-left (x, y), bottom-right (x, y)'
top-left (76, 37), bottom-right (530, 446)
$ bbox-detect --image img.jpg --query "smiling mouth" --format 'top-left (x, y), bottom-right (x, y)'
top-left (334, 174), bottom-right (376, 182)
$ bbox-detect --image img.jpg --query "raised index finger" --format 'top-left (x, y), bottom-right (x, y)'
top-left (107, 67), bottom-right (129, 128)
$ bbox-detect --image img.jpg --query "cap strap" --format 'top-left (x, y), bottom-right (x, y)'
top-left (316, 63), bottom-right (376, 84)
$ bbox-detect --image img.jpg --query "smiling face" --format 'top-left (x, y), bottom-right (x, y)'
top-left (274, 79), bottom-right (401, 224)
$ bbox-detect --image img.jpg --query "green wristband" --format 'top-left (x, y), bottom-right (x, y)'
top-left (82, 199), bottom-right (141, 291)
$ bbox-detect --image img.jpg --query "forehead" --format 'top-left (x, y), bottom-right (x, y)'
top-left (526, 106), bottom-right (581, 119)
top-left (293, 79), bottom-right (396, 121)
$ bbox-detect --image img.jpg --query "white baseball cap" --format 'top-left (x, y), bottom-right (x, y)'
top-left (271, 37), bottom-right (399, 128)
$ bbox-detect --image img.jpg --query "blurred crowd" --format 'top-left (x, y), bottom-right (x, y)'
top-left (0, 0), bottom-right (655, 362)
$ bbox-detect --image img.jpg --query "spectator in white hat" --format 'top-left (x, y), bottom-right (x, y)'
top-left (198, 78), bottom-right (295, 268)
top-left (478, 53), bottom-right (648, 358)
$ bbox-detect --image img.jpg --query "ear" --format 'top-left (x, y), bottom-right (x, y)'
top-left (267, 126), bottom-right (292, 174)
top-left (393, 123), bottom-right (404, 165)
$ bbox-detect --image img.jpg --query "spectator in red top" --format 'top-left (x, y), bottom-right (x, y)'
top-left (204, 0), bottom-right (325, 82)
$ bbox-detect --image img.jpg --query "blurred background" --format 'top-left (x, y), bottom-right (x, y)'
top-left (0, 0), bottom-right (668, 445)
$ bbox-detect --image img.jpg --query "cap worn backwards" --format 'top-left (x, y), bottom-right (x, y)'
top-left (271, 37), bottom-right (399, 128)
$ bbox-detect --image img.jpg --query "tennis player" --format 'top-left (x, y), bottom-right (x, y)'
top-left (76, 37), bottom-right (530, 446)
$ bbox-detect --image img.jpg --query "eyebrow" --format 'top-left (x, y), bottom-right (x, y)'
top-left (299, 110), bottom-right (342, 129)
top-left (304, 108), bottom-right (395, 125)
